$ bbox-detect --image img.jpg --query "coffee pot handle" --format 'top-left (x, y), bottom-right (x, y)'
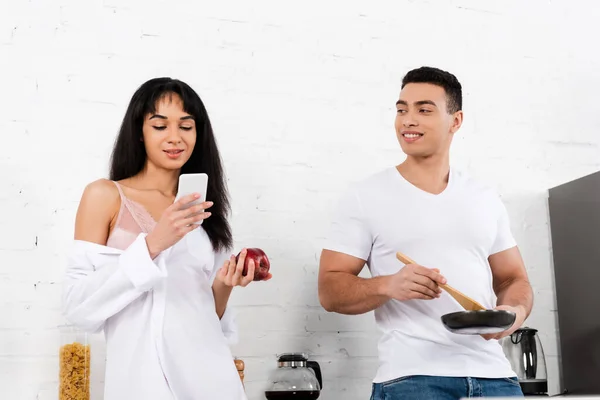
top-left (307, 361), bottom-right (323, 390)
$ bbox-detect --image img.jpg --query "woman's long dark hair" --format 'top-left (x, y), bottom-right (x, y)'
top-left (109, 77), bottom-right (233, 252)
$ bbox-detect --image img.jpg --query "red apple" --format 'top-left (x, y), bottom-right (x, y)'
top-left (236, 248), bottom-right (271, 281)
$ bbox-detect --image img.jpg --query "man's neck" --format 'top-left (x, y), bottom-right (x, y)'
top-left (396, 155), bottom-right (451, 195)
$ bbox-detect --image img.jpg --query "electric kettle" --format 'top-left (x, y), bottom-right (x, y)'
top-left (501, 327), bottom-right (548, 396)
top-left (265, 353), bottom-right (323, 399)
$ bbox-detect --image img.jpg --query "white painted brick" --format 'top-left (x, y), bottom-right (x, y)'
top-left (2, 0), bottom-right (600, 398)
top-left (546, 355), bottom-right (563, 396)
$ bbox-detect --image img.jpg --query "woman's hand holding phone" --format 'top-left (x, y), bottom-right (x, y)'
top-left (145, 193), bottom-right (212, 259)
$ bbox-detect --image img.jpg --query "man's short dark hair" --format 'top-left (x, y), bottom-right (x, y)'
top-left (401, 66), bottom-right (462, 114)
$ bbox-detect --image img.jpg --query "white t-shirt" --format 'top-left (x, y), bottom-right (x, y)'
top-left (324, 166), bottom-right (518, 383)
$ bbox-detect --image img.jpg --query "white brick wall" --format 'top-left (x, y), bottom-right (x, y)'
top-left (2, 0), bottom-right (599, 398)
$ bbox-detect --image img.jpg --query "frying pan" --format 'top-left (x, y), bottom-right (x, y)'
top-left (395, 252), bottom-right (516, 335)
top-left (441, 310), bottom-right (516, 335)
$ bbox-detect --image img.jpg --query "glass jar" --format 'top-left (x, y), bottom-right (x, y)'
top-left (58, 325), bottom-right (91, 400)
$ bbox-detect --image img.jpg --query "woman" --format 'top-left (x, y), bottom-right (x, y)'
top-left (62, 78), bottom-right (267, 399)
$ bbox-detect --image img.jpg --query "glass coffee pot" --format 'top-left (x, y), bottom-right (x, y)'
top-left (265, 353), bottom-right (323, 399)
top-left (501, 327), bottom-right (548, 396)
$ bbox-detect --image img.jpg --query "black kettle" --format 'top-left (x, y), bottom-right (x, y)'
top-left (501, 327), bottom-right (548, 396)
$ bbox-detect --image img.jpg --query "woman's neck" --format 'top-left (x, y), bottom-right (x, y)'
top-left (131, 163), bottom-right (180, 197)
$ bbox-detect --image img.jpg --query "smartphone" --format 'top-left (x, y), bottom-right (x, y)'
top-left (175, 173), bottom-right (208, 224)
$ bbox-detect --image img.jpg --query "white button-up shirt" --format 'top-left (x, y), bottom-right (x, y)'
top-left (62, 230), bottom-right (247, 400)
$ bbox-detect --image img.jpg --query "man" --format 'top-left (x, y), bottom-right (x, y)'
top-left (318, 66), bottom-right (533, 399)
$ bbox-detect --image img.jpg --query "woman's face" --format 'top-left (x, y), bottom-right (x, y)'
top-left (142, 93), bottom-right (197, 171)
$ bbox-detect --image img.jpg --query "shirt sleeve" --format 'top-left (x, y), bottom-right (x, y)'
top-left (322, 186), bottom-right (373, 261)
top-left (62, 233), bottom-right (169, 333)
top-left (209, 249), bottom-right (239, 345)
top-left (489, 195), bottom-right (517, 255)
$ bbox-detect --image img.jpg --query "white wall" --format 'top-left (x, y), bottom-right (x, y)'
top-left (2, 0), bottom-right (600, 399)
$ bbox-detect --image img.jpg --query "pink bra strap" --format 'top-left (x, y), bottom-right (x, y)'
top-left (111, 181), bottom-right (127, 228)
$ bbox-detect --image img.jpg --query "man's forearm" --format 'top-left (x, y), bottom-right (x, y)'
top-left (319, 272), bottom-right (391, 315)
top-left (212, 280), bottom-right (233, 319)
top-left (496, 278), bottom-right (533, 316)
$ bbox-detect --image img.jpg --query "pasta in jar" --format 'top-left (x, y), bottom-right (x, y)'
top-left (59, 326), bottom-right (90, 400)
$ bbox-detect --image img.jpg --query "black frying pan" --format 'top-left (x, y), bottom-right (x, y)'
top-left (441, 310), bottom-right (516, 335)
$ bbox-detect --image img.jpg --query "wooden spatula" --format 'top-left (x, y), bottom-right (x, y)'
top-left (395, 252), bottom-right (486, 311)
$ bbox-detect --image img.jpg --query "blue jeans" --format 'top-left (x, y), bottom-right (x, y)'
top-left (371, 375), bottom-right (523, 399)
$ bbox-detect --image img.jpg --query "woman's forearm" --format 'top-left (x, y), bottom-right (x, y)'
top-left (212, 279), bottom-right (233, 319)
